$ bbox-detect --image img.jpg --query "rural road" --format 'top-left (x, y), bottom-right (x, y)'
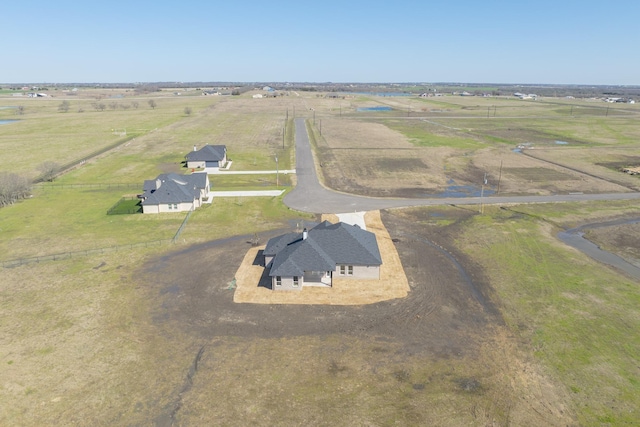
top-left (283, 118), bottom-right (640, 214)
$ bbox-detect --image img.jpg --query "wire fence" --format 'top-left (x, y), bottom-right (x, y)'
top-left (33, 134), bottom-right (139, 184)
top-left (36, 183), bottom-right (140, 190)
top-left (1, 239), bottom-right (173, 268)
top-left (172, 210), bottom-right (193, 242)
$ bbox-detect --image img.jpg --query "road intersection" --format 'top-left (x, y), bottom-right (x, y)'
top-left (284, 118), bottom-right (640, 214)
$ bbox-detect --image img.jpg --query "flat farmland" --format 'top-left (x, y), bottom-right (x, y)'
top-left (0, 91), bottom-right (305, 261)
top-left (1, 90), bottom-right (640, 426)
top-left (304, 94), bottom-right (640, 197)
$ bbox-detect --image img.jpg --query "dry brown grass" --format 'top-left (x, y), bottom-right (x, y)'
top-left (233, 210), bottom-right (409, 304)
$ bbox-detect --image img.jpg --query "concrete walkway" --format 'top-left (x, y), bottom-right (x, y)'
top-left (337, 212), bottom-right (367, 229)
top-left (208, 170), bottom-right (296, 175)
top-left (210, 190), bottom-right (285, 197)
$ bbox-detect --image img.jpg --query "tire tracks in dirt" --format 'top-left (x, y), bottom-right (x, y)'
top-left (155, 345), bottom-right (206, 427)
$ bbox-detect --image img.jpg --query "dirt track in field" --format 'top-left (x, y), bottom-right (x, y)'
top-left (140, 208), bottom-right (574, 425)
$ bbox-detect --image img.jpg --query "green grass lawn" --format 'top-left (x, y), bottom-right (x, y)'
top-left (179, 195), bottom-right (313, 243)
top-left (0, 186), bottom-right (186, 260)
top-left (210, 173), bottom-right (292, 190)
top-left (459, 205), bottom-right (640, 425)
top-left (2, 91), bottom-right (640, 425)
top-left (0, 96), bottom-right (216, 178)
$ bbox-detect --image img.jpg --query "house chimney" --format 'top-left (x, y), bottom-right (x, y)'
top-left (302, 228), bottom-right (308, 240)
top-left (193, 145), bottom-right (197, 152)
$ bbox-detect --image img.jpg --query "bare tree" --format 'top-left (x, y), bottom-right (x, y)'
top-left (184, 106), bottom-right (192, 115)
top-left (15, 106), bottom-right (25, 115)
top-left (0, 172), bottom-right (32, 207)
top-left (37, 161), bottom-right (61, 182)
top-left (58, 100), bottom-right (70, 112)
top-left (148, 99), bottom-right (157, 109)
top-left (132, 101), bottom-right (139, 109)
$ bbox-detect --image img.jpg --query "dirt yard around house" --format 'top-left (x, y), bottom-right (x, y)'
top-left (233, 210), bottom-right (409, 304)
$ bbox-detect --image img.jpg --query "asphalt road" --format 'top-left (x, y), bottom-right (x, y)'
top-left (283, 118), bottom-right (640, 214)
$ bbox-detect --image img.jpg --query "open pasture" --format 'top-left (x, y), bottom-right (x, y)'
top-left (302, 93), bottom-right (640, 197)
top-left (0, 91), bottom-right (304, 261)
top-left (459, 201), bottom-right (640, 426)
top-left (1, 90), bottom-right (640, 425)
top-left (0, 95), bottom-right (216, 178)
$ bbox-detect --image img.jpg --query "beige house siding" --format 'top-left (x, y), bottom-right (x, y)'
top-left (186, 155), bottom-right (227, 171)
top-left (143, 201), bottom-right (194, 214)
top-left (271, 265), bottom-right (379, 290)
top-left (186, 160), bottom-right (206, 169)
top-left (336, 264), bottom-right (380, 279)
top-left (272, 275), bottom-right (303, 291)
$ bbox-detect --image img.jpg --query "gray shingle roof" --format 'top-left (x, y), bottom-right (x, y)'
top-left (140, 173), bottom-right (208, 206)
top-left (185, 145), bottom-right (226, 162)
top-left (266, 221), bottom-right (382, 277)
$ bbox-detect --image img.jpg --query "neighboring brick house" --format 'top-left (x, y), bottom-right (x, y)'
top-left (185, 144), bottom-right (227, 171)
top-left (140, 172), bottom-right (210, 214)
top-left (263, 221), bottom-right (382, 290)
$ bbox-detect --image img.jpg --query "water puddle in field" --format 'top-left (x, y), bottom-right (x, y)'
top-left (0, 119), bottom-right (19, 125)
top-left (357, 106), bottom-right (393, 112)
top-left (555, 140), bottom-right (569, 145)
top-left (430, 179), bottom-right (495, 198)
top-left (557, 218), bottom-right (640, 280)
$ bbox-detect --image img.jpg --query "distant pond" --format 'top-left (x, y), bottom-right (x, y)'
top-left (357, 106), bottom-right (393, 112)
top-left (0, 119), bottom-right (19, 125)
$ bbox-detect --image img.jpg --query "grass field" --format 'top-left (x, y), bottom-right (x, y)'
top-left (1, 90), bottom-right (640, 425)
top-left (304, 93), bottom-right (640, 197)
top-left (458, 202), bottom-right (640, 425)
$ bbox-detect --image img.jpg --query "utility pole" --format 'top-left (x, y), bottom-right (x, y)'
top-left (497, 160), bottom-right (503, 194)
top-left (480, 172), bottom-right (488, 214)
top-left (275, 155), bottom-right (279, 188)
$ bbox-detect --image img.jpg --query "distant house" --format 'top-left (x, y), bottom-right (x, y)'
top-left (140, 172), bottom-right (210, 214)
top-left (185, 144), bottom-right (227, 171)
top-left (263, 221), bottom-right (382, 290)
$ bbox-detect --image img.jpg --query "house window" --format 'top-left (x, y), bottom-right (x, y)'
top-left (339, 265), bottom-right (346, 275)
top-left (173, 203), bottom-right (178, 209)
top-left (168, 204), bottom-right (173, 210)
top-left (293, 276), bottom-right (299, 287)
top-left (275, 276), bottom-right (282, 287)
top-left (348, 265), bottom-right (354, 276)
